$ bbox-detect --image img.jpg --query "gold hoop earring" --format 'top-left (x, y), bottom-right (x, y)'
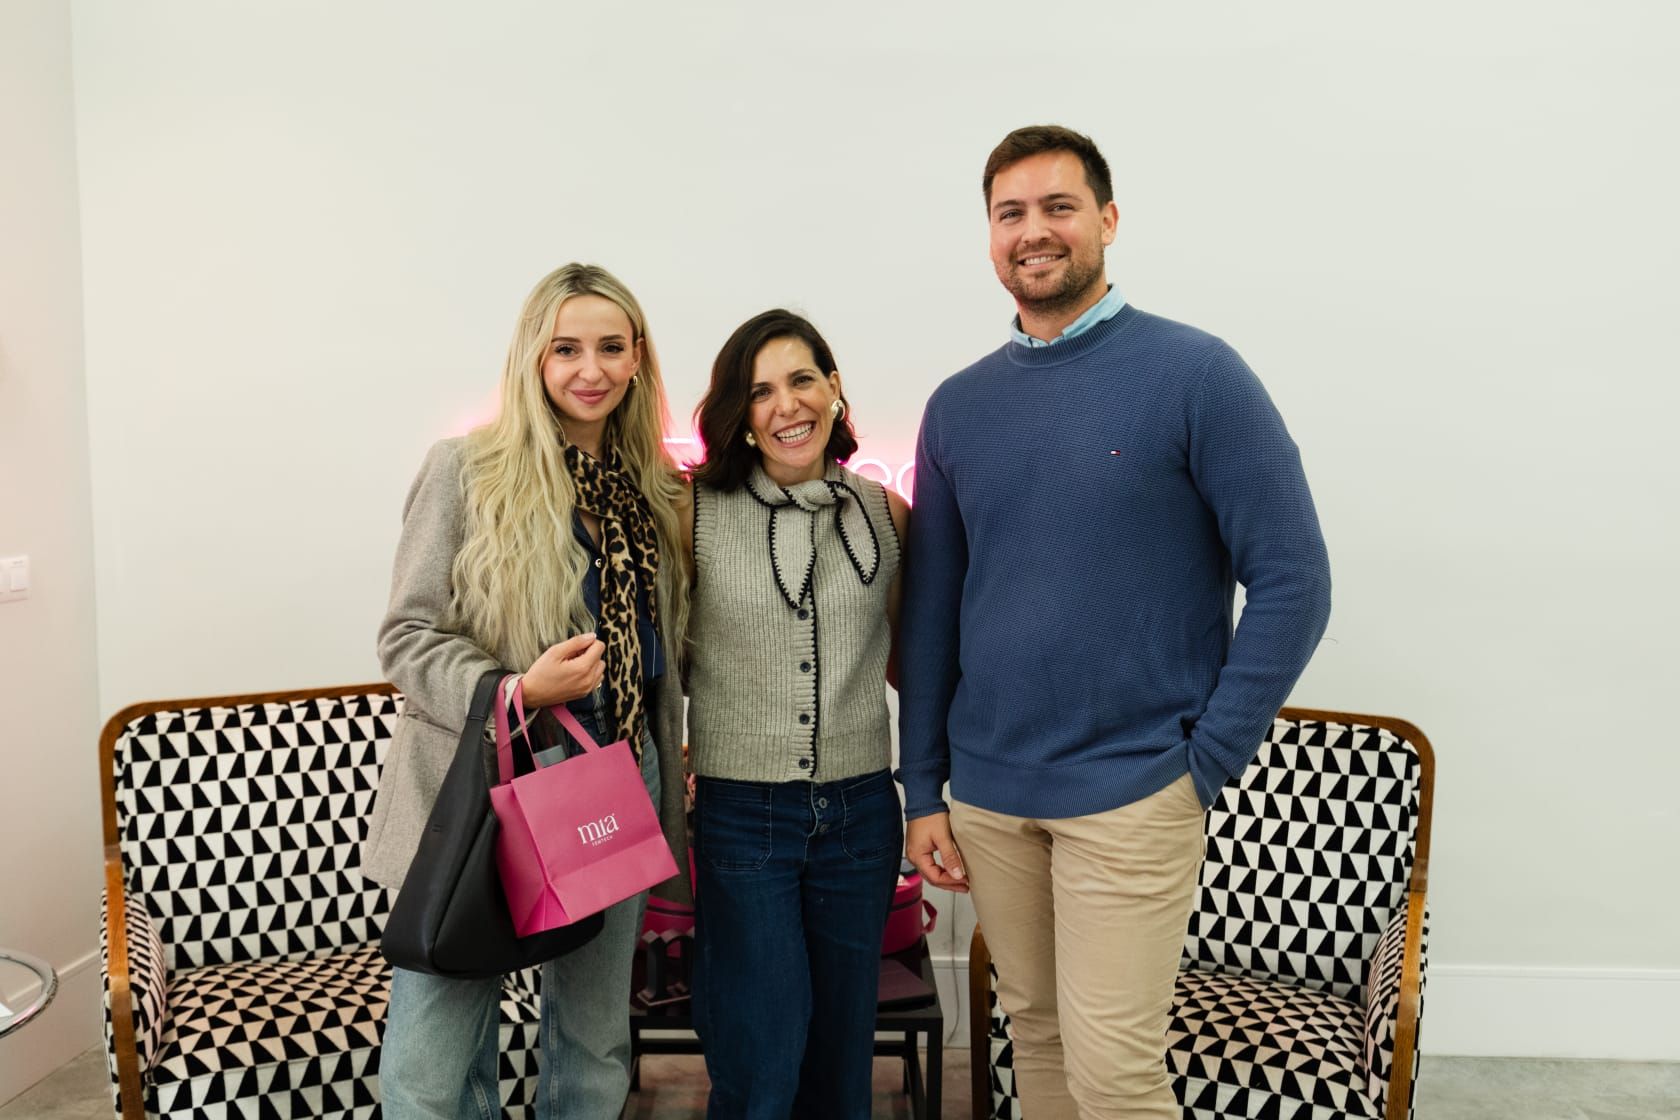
top-left (744, 432), bottom-right (757, 448)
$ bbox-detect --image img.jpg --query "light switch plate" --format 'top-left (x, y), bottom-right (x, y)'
top-left (0, 555), bottom-right (30, 603)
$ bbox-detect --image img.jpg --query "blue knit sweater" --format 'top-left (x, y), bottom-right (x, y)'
top-left (896, 304), bottom-right (1331, 820)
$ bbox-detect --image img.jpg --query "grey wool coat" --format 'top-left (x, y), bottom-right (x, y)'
top-left (362, 437), bottom-right (692, 905)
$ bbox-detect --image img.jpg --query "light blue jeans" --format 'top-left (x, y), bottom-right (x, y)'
top-left (380, 706), bottom-right (660, 1120)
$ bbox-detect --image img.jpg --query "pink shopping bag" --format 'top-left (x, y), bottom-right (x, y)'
top-left (490, 678), bottom-right (678, 936)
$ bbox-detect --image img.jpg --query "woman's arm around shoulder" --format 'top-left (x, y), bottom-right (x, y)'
top-left (676, 475), bottom-right (697, 584)
top-left (885, 486), bottom-right (910, 689)
top-left (885, 487), bottom-right (911, 552)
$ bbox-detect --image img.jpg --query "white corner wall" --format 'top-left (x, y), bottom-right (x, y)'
top-left (0, 1), bottom-right (104, 1103)
top-left (41, 0), bottom-right (1680, 1070)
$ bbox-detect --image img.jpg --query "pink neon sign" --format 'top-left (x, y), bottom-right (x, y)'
top-left (662, 437), bottom-right (914, 500)
top-left (444, 405), bottom-right (916, 501)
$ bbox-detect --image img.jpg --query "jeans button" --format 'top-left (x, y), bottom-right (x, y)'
top-left (817, 797), bottom-right (828, 808)
top-left (818, 824), bottom-right (830, 834)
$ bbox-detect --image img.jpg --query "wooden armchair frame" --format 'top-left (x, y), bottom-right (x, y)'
top-left (968, 707), bottom-right (1435, 1120)
top-left (99, 682), bottom-right (397, 1120)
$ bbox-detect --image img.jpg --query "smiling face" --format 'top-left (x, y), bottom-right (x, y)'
top-left (747, 336), bottom-right (843, 487)
top-left (987, 150), bottom-right (1118, 331)
top-left (541, 294), bottom-right (640, 455)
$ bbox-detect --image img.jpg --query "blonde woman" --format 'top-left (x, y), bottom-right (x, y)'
top-left (363, 263), bottom-right (690, 1120)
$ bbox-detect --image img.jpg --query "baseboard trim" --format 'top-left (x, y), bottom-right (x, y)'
top-left (1423, 965), bottom-right (1680, 1060)
top-left (0, 946), bottom-right (103, 1107)
top-left (932, 955), bottom-right (1680, 1060)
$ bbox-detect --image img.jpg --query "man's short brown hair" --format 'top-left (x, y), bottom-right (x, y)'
top-left (983, 125), bottom-right (1114, 210)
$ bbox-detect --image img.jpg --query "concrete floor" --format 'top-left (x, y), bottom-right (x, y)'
top-left (3, 1046), bottom-right (1675, 1119)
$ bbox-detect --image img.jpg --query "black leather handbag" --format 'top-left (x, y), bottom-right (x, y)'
top-left (382, 669), bottom-right (604, 978)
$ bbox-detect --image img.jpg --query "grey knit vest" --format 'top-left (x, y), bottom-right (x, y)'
top-left (688, 462), bottom-right (900, 783)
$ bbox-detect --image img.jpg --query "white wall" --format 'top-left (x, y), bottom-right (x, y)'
top-left (0, 0), bottom-right (104, 1103)
top-left (55, 0), bottom-right (1680, 1064)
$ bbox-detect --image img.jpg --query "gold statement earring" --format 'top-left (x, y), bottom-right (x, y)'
top-left (830, 399), bottom-right (847, 420)
top-left (744, 432), bottom-right (758, 448)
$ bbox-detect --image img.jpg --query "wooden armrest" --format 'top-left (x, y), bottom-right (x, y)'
top-left (104, 847), bottom-right (146, 1120)
top-left (1385, 888), bottom-right (1428, 1120)
top-left (969, 927), bottom-right (993, 1120)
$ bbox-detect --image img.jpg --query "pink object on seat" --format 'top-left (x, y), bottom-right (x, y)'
top-left (881, 868), bottom-right (937, 954)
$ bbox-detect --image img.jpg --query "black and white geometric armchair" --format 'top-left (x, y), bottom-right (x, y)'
top-left (98, 683), bottom-right (544, 1120)
top-left (971, 708), bottom-right (1434, 1120)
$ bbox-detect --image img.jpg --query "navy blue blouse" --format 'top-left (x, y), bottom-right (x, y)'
top-left (566, 513), bottom-right (664, 726)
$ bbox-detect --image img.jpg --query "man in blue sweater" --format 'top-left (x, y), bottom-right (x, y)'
top-left (897, 125), bottom-right (1331, 1118)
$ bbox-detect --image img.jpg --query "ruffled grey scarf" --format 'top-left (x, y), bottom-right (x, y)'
top-left (745, 464), bottom-right (881, 609)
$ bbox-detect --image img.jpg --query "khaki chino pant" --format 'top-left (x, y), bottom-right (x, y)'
top-left (952, 773), bottom-right (1206, 1120)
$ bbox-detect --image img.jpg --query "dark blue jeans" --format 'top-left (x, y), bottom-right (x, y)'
top-left (691, 768), bottom-right (903, 1120)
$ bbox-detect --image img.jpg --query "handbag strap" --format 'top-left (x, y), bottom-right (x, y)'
top-left (495, 676), bottom-right (606, 785)
top-left (463, 667), bottom-right (506, 746)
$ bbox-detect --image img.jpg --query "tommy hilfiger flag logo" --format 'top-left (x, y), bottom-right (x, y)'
top-left (577, 814), bottom-right (621, 846)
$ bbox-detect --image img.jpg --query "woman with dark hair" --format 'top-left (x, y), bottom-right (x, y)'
top-left (683, 309), bottom-right (909, 1118)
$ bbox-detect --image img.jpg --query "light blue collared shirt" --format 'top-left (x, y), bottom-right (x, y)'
top-left (1010, 284), bottom-right (1127, 348)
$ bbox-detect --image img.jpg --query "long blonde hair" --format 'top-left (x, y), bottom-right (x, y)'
top-left (448, 263), bottom-right (689, 672)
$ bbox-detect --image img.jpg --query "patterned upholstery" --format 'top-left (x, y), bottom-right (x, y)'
top-left (977, 715), bottom-right (1430, 1120)
top-left (99, 688), bottom-right (547, 1119)
top-left (1362, 900), bottom-right (1428, 1103)
top-left (112, 696), bottom-right (396, 970)
top-left (1184, 720), bottom-right (1418, 1001)
top-left (99, 889), bottom-right (170, 1080)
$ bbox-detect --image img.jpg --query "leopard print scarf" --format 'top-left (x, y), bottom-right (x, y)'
top-left (565, 442), bottom-right (661, 761)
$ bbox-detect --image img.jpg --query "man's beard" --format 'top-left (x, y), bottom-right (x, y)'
top-left (1000, 241), bottom-right (1105, 317)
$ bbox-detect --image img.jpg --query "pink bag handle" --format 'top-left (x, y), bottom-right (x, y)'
top-left (921, 899), bottom-right (938, 934)
top-left (495, 676), bottom-right (606, 785)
